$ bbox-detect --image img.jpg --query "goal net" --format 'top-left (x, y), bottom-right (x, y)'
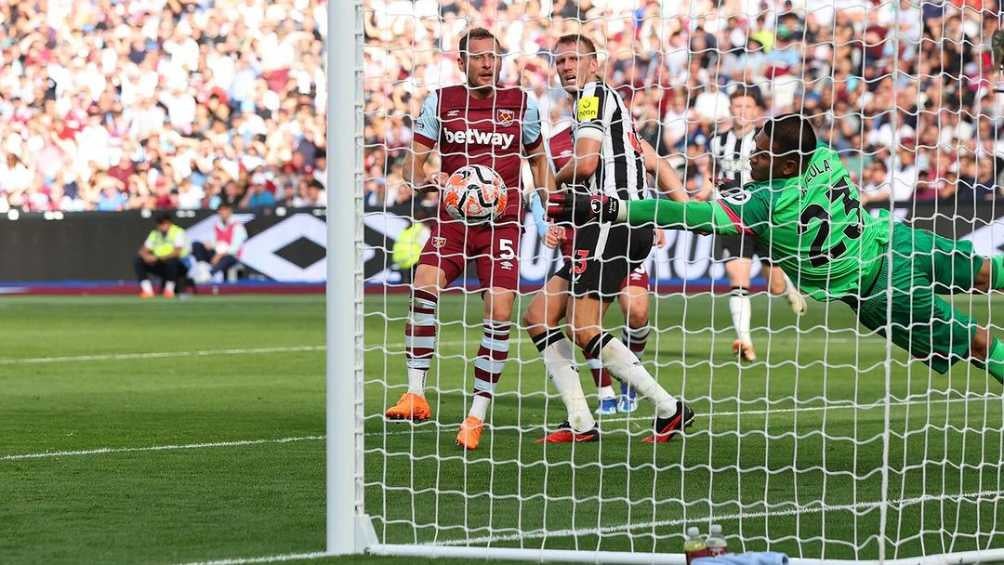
top-left (344, 0), bottom-right (1004, 562)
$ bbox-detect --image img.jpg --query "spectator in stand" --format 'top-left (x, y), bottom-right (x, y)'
top-left (859, 160), bottom-right (891, 204)
top-left (0, 0), bottom-right (327, 213)
top-left (0, 0), bottom-right (998, 214)
top-left (242, 172), bottom-right (277, 208)
top-left (953, 156), bottom-right (1002, 201)
top-left (191, 202), bottom-right (247, 283)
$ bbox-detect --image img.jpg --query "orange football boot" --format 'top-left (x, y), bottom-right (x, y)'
top-left (384, 392), bottom-right (431, 422)
top-left (455, 416), bottom-right (484, 450)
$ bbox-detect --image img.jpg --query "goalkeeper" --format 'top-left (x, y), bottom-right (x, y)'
top-left (549, 114), bottom-right (1004, 382)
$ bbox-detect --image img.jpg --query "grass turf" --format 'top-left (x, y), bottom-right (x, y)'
top-left (2, 293), bottom-right (1003, 564)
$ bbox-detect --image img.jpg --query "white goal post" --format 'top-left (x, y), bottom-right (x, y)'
top-left (329, 0), bottom-right (1004, 563)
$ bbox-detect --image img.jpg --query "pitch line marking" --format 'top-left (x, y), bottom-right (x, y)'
top-left (170, 488), bottom-right (1004, 563)
top-left (0, 435), bottom-right (325, 462)
top-left (174, 551), bottom-right (329, 565)
top-left (435, 488), bottom-right (1004, 546)
top-left (4, 393), bottom-right (999, 461)
top-left (0, 345), bottom-right (325, 366)
top-left (0, 335), bottom-right (865, 367)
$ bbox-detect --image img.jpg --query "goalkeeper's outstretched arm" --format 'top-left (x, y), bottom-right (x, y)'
top-left (548, 194), bottom-right (745, 236)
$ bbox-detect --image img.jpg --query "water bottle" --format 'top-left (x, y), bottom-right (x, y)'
top-left (706, 523), bottom-right (728, 556)
top-left (684, 526), bottom-right (712, 563)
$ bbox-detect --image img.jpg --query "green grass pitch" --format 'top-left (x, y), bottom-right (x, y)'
top-left (3, 293), bottom-right (1003, 564)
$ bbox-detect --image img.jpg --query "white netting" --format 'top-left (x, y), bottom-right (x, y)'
top-left (361, 0), bottom-right (1004, 562)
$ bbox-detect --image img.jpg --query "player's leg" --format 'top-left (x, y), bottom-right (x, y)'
top-left (385, 223), bottom-right (460, 422)
top-left (533, 290), bottom-right (603, 443)
top-left (524, 273), bottom-right (616, 417)
top-left (529, 272), bottom-right (606, 442)
top-left (455, 223), bottom-right (521, 450)
top-left (569, 293), bottom-right (691, 443)
top-left (765, 263), bottom-right (806, 315)
top-left (724, 256), bottom-right (756, 361)
top-left (584, 346), bottom-right (617, 415)
top-left (616, 267), bottom-right (652, 413)
top-left (958, 247), bottom-right (1004, 381)
top-left (854, 232), bottom-right (1001, 382)
top-left (904, 225), bottom-right (1004, 381)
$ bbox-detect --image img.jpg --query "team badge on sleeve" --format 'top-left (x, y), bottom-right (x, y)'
top-left (577, 96), bottom-right (599, 121)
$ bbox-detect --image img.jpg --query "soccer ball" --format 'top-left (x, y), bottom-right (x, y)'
top-left (441, 164), bottom-right (507, 224)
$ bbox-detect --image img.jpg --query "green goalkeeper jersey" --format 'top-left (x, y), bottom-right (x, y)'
top-left (624, 145), bottom-right (891, 300)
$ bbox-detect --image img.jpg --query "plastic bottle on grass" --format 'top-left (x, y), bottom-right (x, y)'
top-left (706, 524), bottom-right (728, 556)
top-left (684, 526), bottom-right (712, 563)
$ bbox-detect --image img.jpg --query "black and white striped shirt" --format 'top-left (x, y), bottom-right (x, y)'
top-left (571, 81), bottom-right (646, 200)
top-left (709, 129), bottom-right (756, 192)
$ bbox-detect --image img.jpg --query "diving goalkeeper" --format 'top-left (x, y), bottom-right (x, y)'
top-left (549, 114), bottom-right (1004, 382)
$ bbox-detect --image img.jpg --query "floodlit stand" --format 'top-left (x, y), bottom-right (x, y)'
top-left (327, 0), bottom-right (376, 556)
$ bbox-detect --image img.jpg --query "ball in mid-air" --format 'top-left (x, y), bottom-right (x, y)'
top-left (441, 164), bottom-right (507, 224)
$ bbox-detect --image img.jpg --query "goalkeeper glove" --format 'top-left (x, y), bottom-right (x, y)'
top-left (547, 192), bottom-right (622, 225)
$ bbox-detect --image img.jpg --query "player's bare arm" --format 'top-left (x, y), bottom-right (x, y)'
top-left (402, 138), bottom-right (447, 193)
top-left (639, 138), bottom-right (687, 202)
top-left (553, 135), bottom-right (600, 189)
top-left (527, 145), bottom-right (553, 201)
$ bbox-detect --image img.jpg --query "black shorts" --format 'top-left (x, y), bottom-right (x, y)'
top-left (713, 234), bottom-right (757, 262)
top-left (555, 223), bottom-right (654, 300)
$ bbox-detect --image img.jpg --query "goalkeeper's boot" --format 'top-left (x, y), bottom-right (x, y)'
top-left (139, 289), bottom-right (155, 299)
top-left (596, 397), bottom-right (618, 415)
top-left (643, 400), bottom-right (695, 444)
top-left (455, 415), bottom-right (484, 450)
top-left (732, 339), bottom-right (757, 362)
top-left (618, 383), bottom-right (639, 413)
top-left (163, 288), bottom-right (176, 299)
top-left (536, 421), bottom-right (600, 444)
top-left (384, 392), bottom-right (431, 422)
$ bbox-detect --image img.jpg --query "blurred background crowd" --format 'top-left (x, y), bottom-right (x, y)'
top-left (0, 0), bottom-right (328, 213)
top-left (365, 0), bottom-right (1004, 217)
top-left (1, 0), bottom-right (1002, 213)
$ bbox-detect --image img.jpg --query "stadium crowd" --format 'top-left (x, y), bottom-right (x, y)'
top-left (0, 0), bottom-right (328, 213)
top-left (364, 0), bottom-right (1004, 215)
top-left (1, 0), bottom-right (1002, 213)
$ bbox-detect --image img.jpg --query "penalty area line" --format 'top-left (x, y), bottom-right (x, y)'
top-left (0, 435), bottom-right (325, 462)
top-left (0, 345), bottom-right (325, 365)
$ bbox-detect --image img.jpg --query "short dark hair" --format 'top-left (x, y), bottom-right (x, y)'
top-left (761, 114), bottom-right (816, 172)
top-left (458, 27), bottom-right (501, 59)
top-left (217, 201), bottom-right (233, 210)
top-left (729, 85), bottom-right (765, 108)
top-left (555, 34), bottom-right (597, 58)
top-left (154, 212), bottom-right (173, 224)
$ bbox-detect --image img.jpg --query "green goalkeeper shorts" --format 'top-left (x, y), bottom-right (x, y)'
top-left (852, 223), bottom-right (984, 374)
